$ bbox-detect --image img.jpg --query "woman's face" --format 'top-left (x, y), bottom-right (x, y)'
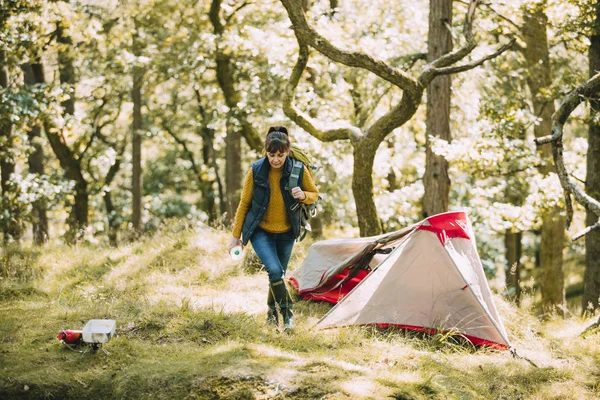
top-left (267, 150), bottom-right (289, 169)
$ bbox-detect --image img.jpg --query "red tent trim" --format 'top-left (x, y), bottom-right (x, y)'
top-left (351, 323), bottom-right (508, 350)
top-left (289, 268), bottom-right (370, 305)
top-left (417, 211), bottom-right (471, 246)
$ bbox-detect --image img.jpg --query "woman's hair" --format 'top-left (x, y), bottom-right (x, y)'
top-left (265, 126), bottom-right (290, 154)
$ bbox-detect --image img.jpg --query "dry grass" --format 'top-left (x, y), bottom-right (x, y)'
top-left (0, 221), bottom-right (599, 399)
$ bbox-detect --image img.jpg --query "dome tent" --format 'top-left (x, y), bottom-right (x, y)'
top-left (289, 212), bottom-right (510, 349)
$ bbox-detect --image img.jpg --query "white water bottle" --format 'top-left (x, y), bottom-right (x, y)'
top-left (230, 245), bottom-right (243, 261)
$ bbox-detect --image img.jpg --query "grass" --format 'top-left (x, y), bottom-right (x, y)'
top-left (1, 221), bottom-right (599, 399)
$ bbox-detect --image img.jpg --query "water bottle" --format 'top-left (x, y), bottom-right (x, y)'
top-left (230, 245), bottom-right (243, 261)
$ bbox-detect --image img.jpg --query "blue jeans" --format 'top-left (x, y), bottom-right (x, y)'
top-left (250, 228), bottom-right (296, 282)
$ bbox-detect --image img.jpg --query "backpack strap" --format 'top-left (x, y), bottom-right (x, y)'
top-left (287, 159), bottom-right (304, 191)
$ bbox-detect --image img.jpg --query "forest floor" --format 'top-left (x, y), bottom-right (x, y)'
top-left (1, 221), bottom-right (599, 399)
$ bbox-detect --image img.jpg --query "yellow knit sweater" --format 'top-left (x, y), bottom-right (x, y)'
top-left (232, 163), bottom-right (319, 238)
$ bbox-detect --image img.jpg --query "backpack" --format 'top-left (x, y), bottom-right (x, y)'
top-left (287, 144), bottom-right (321, 241)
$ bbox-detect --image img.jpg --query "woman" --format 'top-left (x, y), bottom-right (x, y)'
top-left (229, 126), bottom-right (319, 330)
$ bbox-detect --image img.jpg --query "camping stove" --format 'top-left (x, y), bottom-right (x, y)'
top-left (58, 319), bottom-right (116, 353)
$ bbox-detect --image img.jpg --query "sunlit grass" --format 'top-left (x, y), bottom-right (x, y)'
top-left (1, 222), bottom-right (599, 399)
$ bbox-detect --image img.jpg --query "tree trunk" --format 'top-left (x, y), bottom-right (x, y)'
top-left (521, 6), bottom-right (565, 315)
top-left (584, 1), bottom-right (600, 313)
top-left (103, 158), bottom-right (122, 246)
top-left (505, 231), bottom-right (522, 305)
top-left (131, 25), bottom-right (144, 233)
top-left (199, 124), bottom-right (218, 223)
top-left (225, 123), bottom-right (242, 225)
top-left (422, 0), bottom-right (453, 218)
top-left (22, 63), bottom-right (48, 244)
top-left (55, 23), bottom-right (88, 240)
top-left (195, 88), bottom-right (224, 222)
top-left (309, 214), bottom-right (324, 239)
top-left (209, 0), bottom-right (262, 152)
top-left (0, 50), bottom-right (21, 242)
top-left (353, 142), bottom-right (382, 236)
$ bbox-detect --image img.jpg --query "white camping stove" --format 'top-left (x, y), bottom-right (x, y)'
top-left (81, 319), bottom-right (116, 354)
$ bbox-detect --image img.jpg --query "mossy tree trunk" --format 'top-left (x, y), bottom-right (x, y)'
top-left (521, 5), bottom-right (565, 315)
top-left (352, 141), bottom-right (382, 236)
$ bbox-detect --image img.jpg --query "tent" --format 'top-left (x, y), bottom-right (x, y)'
top-left (289, 211), bottom-right (511, 349)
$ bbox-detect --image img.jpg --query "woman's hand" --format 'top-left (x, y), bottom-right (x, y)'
top-left (229, 236), bottom-right (242, 251)
top-left (291, 186), bottom-right (306, 201)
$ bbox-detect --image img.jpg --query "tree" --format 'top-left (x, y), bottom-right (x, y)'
top-left (209, 0), bottom-right (262, 225)
top-left (44, 14), bottom-right (89, 241)
top-left (131, 19), bottom-right (144, 233)
top-left (584, 0), bottom-right (600, 313)
top-left (280, 0), bottom-right (514, 236)
top-left (422, 0), bottom-right (453, 218)
top-left (21, 62), bottom-right (48, 244)
top-left (535, 74), bottom-right (600, 258)
top-left (521, 2), bottom-right (565, 315)
top-left (0, 49), bottom-right (22, 242)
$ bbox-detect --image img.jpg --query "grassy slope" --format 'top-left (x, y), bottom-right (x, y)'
top-left (1, 222), bottom-right (599, 400)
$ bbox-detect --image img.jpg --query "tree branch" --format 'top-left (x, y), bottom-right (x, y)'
top-left (428, 0), bottom-right (479, 70)
top-left (282, 39), bottom-right (362, 142)
top-left (419, 0), bottom-right (514, 84)
top-left (224, 1), bottom-right (252, 24)
top-left (279, 0), bottom-right (421, 93)
top-left (388, 52), bottom-right (428, 69)
top-left (81, 94), bottom-right (124, 158)
top-left (427, 38), bottom-right (516, 78)
top-left (163, 125), bottom-right (201, 177)
top-left (534, 72), bottom-right (600, 239)
top-left (572, 221), bottom-right (600, 242)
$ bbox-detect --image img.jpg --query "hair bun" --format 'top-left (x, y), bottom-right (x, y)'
top-left (267, 126), bottom-right (288, 136)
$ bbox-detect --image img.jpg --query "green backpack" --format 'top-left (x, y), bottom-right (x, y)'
top-left (287, 144), bottom-right (321, 241)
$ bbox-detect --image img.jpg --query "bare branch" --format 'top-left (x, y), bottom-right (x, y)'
top-left (388, 52), bottom-right (427, 69)
top-left (427, 38), bottom-right (516, 78)
top-left (536, 73), bottom-right (600, 144)
top-left (456, 0), bottom-right (521, 31)
top-left (282, 38), bottom-right (362, 142)
top-left (225, 1), bottom-right (252, 24)
top-left (572, 221), bottom-right (600, 242)
top-left (163, 125), bottom-right (201, 177)
top-left (81, 94), bottom-right (124, 158)
top-left (534, 72), bottom-right (600, 237)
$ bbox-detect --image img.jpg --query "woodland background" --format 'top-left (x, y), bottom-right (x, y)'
top-left (2, 0), bottom-right (600, 398)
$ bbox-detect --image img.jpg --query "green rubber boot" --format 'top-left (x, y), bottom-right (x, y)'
top-left (266, 285), bottom-right (278, 325)
top-left (270, 279), bottom-right (294, 331)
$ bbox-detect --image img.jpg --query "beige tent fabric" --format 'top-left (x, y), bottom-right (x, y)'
top-left (290, 227), bottom-right (414, 293)
top-left (315, 230), bottom-right (510, 347)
